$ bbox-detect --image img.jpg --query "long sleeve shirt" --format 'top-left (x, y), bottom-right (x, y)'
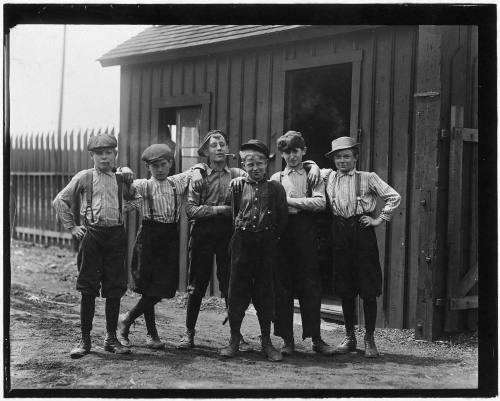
top-left (322, 168), bottom-right (401, 221)
top-left (52, 168), bottom-right (140, 229)
top-left (270, 164), bottom-right (326, 214)
top-left (131, 170), bottom-right (192, 224)
top-left (233, 177), bottom-right (288, 236)
top-left (186, 165), bottom-right (246, 220)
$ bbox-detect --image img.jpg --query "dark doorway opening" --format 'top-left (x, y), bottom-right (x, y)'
top-left (284, 62), bottom-right (352, 300)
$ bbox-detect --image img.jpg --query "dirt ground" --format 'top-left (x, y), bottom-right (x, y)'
top-left (7, 240), bottom-right (478, 392)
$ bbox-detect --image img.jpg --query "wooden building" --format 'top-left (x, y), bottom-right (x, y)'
top-left (99, 25), bottom-right (478, 340)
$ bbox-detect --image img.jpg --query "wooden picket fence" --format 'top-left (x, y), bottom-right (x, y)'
top-left (9, 127), bottom-right (116, 246)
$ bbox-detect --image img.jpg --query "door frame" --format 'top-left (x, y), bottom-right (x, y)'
top-left (273, 49), bottom-right (363, 171)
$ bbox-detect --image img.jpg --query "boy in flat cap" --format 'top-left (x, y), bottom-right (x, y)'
top-left (220, 139), bottom-right (288, 362)
top-left (53, 133), bottom-right (139, 358)
top-left (270, 131), bottom-right (335, 356)
top-left (177, 130), bottom-right (253, 351)
top-left (322, 136), bottom-right (401, 358)
top-left (117, 144), bottom-right (206, 349)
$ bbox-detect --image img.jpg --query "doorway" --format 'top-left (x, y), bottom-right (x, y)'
top-left (284, 62), bottom-right (352, 300)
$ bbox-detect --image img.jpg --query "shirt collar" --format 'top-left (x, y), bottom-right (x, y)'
top-left (206, 164), bottom-right (230, 175)
top-left (94, 167), bottom-right (114, 177)
top-left (337, 168), bottom-right (357, 177)
top-left (284, 164), bottom-right (305, 175)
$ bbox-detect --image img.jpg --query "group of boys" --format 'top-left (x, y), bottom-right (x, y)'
top-left (53, 128), bottom-right (400, 362)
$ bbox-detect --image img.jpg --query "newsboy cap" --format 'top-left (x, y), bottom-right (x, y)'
top-left (87, 133), bottom-right (117, 151)
top-left (141, 143), bottom-right (174, 163)
top-left (197, 129), bottom-right (229, 157)
top-left (240, 139), bottom-right (270, 159)
top-left (324, 136), bottom-right (359, 159)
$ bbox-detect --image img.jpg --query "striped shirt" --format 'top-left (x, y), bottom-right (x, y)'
top-left (131, 171), bottom-right (191, 224)
top-left (53, 168), bottom-right (139, 229)
top-left (186, 165), bottom-right (246, 220)
top-left (270, 164), bottom-right (326, 214)
top-left (322, 168), bottom-right (401, 221)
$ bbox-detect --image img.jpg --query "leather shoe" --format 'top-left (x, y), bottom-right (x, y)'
top-left (238, 335), bottom-right (252, 352)
top-left (220, 333), bottom-right (240, 358)
top-left (70, 335), bottom-right (91, 359)
top-left (312, 338), bottom-right (336, 355)
top-left (176, 329), bottom-right (195, 350)
top-left (281, 338), bottom-right (295, 356)
top-left (364, 334), bottom-right (379, 358)
top-left (261, 336), bottom-right (283, 362)
top-left (146, 334), bottom-right (164, 350)
top-left (104, 334), bottom-right (131, 354)
top-left (335, 334), bottom-right (357, 354)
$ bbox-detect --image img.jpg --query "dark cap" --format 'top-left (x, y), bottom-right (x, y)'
top-left (141, 143), bottom-right (174, 163)
top-left (197, 129), bottom-right (229, 157)
top-left (87, 133), bottom-right (117, 151)
top-left (240, 139), bottom-right (270, 159)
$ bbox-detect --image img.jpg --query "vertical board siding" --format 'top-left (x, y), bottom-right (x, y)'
top-left (116, 26), bottom-right (438, 330)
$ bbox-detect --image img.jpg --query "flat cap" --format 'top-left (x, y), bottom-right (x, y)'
top-left (141, 143), bottom-right (174, 163)
top-left (240, 139), bottom-right (270, 159)
top-left (197, 129), bottom-right (229, 157)
top-left (325, 136), bottom-right (359, 158)
top-left (87, 133), bottom-right (117, 151)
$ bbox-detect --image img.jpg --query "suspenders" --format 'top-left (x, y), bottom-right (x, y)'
top-left (327, 171), bottom-right (364, 216)
top-left (145, 178), bottom-right (177, 222)
top-left (82, 170), bottom-right (123, 226)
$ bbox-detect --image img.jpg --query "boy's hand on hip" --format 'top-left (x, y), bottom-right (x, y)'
top-left (71, 226), bottom-right (86, 240)
top-left (359, 216), bottom-right (383, 228)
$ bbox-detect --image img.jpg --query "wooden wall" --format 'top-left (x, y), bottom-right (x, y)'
top-left (118, 26), bottom-right (428, 329)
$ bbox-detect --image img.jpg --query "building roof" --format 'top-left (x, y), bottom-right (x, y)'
top-left (99, 25), bottom-right (309, 66)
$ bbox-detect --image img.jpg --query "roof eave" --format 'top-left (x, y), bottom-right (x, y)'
top-left (100, 25), bottom-right (383, 67)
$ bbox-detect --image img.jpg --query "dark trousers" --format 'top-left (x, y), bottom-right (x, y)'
top-left (185, 218), bottom-right (232, 331)
top-left (130, 220), bottom-right (179, 298)
top-left (76, 225), bottom-right (127, 298)
top-left (332, 215), bottom-right (382, 299)
top-left (274, 213), bottom-right (322, 340)
top-left (228, 229), bottom-right (278, 330)
top-left (332, 215), bottom-right (381, 334)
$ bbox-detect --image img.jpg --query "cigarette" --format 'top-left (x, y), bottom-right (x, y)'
top-left (225, 153), bottom-right (237, 160)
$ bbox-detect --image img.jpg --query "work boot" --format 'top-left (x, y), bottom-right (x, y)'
top-left (238, 334), bottom-right (252, 352)
top-left (281, 337), bottom-right (295, 356)
top-left (104, 333), bottom-right (131, 354)
top-left (312, 338), bottom-right (336, 356)
top-left (146, 334), bottom-right (164, 350)
top-left (176, 329), bottom-right (195, 350)
top-left (220, 333), bottom-right (240, 358)
top-left (261, 336), bottom-right (283, 362)
top-left (335, 332), bottom-right (357, 354)
top-left (364, 334), bottom-right (379, 358)
top-left (70, 334), bottom-right (91, 359)
top-left (117, 313), bottom-right (134, 347)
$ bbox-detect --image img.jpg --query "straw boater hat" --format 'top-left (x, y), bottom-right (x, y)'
top-left (324, 136), bottom-right (359, 159)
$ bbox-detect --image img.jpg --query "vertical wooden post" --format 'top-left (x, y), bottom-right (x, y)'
top-left (413, 26), bottom-right (446, 341)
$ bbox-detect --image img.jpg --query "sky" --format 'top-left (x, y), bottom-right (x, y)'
top-left (9, 24), bottom-right (150, 136)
